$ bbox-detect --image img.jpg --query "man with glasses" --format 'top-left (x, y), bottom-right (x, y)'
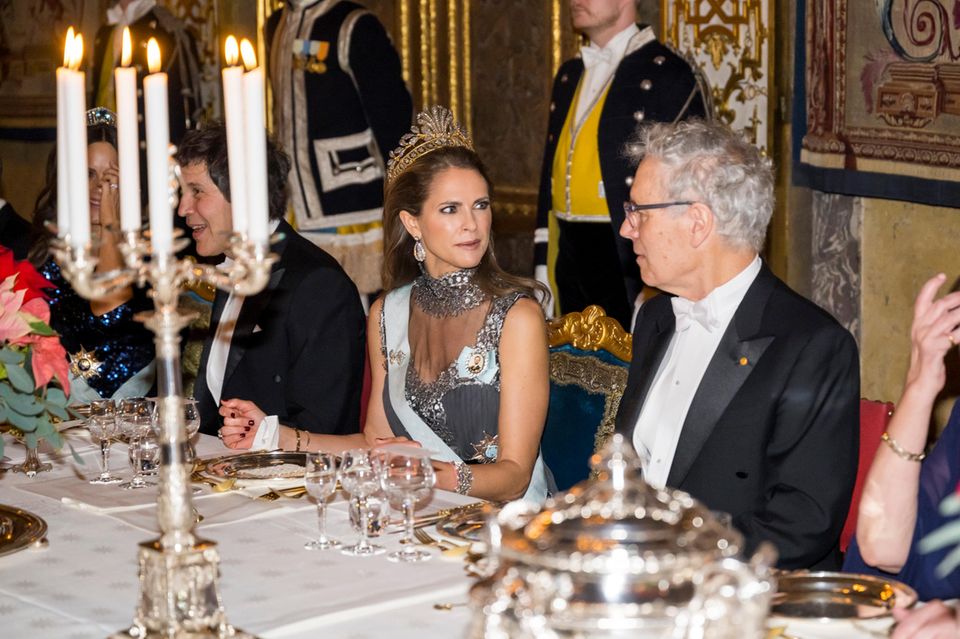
top-left (614, 119), bottom-right (859, 571)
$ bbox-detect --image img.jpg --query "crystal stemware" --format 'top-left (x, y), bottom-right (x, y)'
top-left (118, 397), bottom-right (155, 489)
top-left (381, 448), bottom-right (436, 562)
top-left (304, 452), bottom-right (341, 551)
top-left (339, 449), bottom-right (385, 556)
top-left (87, 399), bottom-right (122, 484)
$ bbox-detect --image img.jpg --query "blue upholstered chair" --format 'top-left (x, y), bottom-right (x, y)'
top-left (542, 305), bottom-right (632, 491)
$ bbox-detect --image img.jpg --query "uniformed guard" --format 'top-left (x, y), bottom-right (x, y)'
top-left (534, 0), bottom-right (709, 328)
top-left (267, 0), bottom-right (413, 297)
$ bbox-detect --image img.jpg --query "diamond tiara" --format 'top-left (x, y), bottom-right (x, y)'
top-left (386, 105), bottom-right (474, 185)
top-left (86, 106), bottom-right (117, 128)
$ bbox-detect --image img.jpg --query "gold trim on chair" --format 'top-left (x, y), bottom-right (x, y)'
top-left (549, 351), bottom-right (627, 459)
top-left (547, 305), bottom-right (632, 363)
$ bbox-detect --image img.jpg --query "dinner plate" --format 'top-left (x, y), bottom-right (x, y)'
top-left (0, 504), bottom-right (48, 558)
top-left (436, 504), bottom-right (488, 542)
top-left (770, 571), bottom-right (917, 620)
top-left (196, 451), bottom-right (308, 482)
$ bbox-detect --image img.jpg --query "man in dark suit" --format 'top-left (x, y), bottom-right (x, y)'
top-left (534, 0), bottom-right (708, 327)
top-left (175, 123), bottom-right (365, 437)
top-left (614, 119), bottom-right (859, 570)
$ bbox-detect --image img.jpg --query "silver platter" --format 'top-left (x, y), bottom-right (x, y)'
top-left (771, 571), bottom-right (917, 620)
top-left (0, 504), bottom-right (48, 558)
top-left (197, 450), bottom-right (308, 481)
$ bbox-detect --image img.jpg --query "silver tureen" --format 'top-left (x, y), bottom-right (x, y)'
top-left (468, 434), bottom-right (777, 638)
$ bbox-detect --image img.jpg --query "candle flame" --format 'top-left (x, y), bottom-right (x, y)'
top-left (121, 27), bottom-right (132, 67)
top-left (240, 38), bottom-right (257, 71)
top-left (147, 38), bottom-right (161, 74)
top-left (63, 27), bottom-right (74, 67)
top-left (225, 35), bottom-right (239, 67)
top-left (69, 34), bottom-right (84, 71)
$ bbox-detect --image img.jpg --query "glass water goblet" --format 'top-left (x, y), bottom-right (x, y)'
top-left (381, 449), bottom-right (436, 562)
top-left (339, 449), bottom-right (385, 556)
top-left (87, 399), bottom-right (122, 484)
top-left (183, 398), bottom-right (200, 464)
top-left (304, 452), bottom-right (341, 551)
top-left (118, 398), bottom-right (155, 490)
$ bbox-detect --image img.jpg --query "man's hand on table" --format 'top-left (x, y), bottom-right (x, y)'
top-left (892, 601), bottom-right (960, 638)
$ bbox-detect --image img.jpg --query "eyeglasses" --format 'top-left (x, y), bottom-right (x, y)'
top-left (623, 200), bottom-right (695, 225)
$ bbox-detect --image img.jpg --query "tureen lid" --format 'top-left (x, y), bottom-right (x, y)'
top-left (498, 434), bottom-right (742, 574)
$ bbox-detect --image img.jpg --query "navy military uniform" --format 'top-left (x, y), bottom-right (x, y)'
top-left (267, 0), bottom-right (412, 294)
top-left (535, 27), bottom-right (708, 328)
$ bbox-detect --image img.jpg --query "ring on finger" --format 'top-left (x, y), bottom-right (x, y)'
top-left (949, 334), bottom-right (957, 346)
top-left (109, 183), bottom-right (118, 190)
top-left (217, 430), bottom-right (224, 440)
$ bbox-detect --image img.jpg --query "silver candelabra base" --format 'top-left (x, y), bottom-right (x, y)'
top-left (54, 223), bottom-right (276, 639)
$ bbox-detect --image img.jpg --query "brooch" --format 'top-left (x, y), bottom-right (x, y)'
top-left (388, 349), bottom-right (406, 366)
top-left (70, 346), bottom-right (103, 381)
top-left (470, 433), bottom-right (499, 463)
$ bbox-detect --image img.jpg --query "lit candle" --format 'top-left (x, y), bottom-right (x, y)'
top-left (143, 38), bottom-right (171, 256)
top-left (64, 33), bottom-right (90, 249)
top-left (240, 39), bottom-right (268, 246)
top-left (221, 36), bottom-right (247, 235)
top-left (55, 28), bottom-right (74, 239)
top-left (115, 27), bottom-right (141, 233)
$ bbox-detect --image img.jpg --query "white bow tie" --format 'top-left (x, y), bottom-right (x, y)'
top-left (671, 297), bottom-right (721, 333)
top-left (580, 46), bottom-right (614, 70)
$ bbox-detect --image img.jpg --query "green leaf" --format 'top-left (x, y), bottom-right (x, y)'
top-left (45, 404), bottom-right (69, 421)
top-left (5, 364), bottom-right (34, 393)
top-left (4, 391), bottom-right (43, 416)
top-left (0, 346), bottom-right (24, 365)
top-left (6, 408), bottom-right (38, 431)
top-left (22, 430), bottom-right (38, 448)
top-left (67, 441), bottom-right (84, 465)
top-left (28, 321), bottom-right (55, 336)
top-left (45, 387), bottom-right (68, 407)
top-left (0, 404), bottom-right (8, 423)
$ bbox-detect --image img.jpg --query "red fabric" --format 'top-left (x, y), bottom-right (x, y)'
top-left (359, 349), bottom-right (371, 431)
top-left (841, 399), bottom-right (895, 552)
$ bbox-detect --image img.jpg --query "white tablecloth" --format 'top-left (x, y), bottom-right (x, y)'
top-left (0, 433), bottom-right (475, 638)
top-left (0, 432), bottom-right (892, 638)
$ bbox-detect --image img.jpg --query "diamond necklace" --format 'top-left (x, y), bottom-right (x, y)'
top-left (412, 266), bottom-right (486, 317)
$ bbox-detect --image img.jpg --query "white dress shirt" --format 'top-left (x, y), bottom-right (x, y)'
top-left (632, 256), bottom-right (762, 488)
top-left (575, 24), bottom-right (653, 124)
top-left (206, 219), bottom-right (281, 407)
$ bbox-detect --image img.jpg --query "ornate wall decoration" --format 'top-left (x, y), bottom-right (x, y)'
top-left (810, 192), bottom-right (862, 343)
top-left (663, 0), bottom-right (774, 153)
top-left (794, 0), bottom-right (960, 206)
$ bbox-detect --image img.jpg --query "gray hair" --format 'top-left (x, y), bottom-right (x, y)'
top-left (625, 119), bottom-right (773, 252)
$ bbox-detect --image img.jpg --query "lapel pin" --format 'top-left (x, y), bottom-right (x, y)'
top-left (738, 356), bottom-right (749, 366)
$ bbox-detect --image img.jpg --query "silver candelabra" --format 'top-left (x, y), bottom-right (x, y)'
top-left (52, 150), bottom-right (275, 638)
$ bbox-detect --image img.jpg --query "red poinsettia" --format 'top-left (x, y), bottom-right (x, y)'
top-left (0, 247), bottom-right (52, 304)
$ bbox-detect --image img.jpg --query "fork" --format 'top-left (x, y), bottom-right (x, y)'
top-left (414, 527), bottom-right (453, 551)
top-left (255, 490), bottom-right (281, 502)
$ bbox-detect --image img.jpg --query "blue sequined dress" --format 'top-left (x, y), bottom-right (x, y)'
top-left (41, 259), bottom-right (155, 401)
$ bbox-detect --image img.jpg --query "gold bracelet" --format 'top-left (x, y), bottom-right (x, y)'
top-left (305, 431), bottom-right (311, 450)
top-left (881, 432), bottom-right (926, 462)
top-left (295, 428), bottom-right (302, 452)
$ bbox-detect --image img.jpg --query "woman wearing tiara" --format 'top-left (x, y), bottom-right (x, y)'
top-left (220, 107), bottom-right (553, 503)
top-left (27, 107), bottom-right (155, 401)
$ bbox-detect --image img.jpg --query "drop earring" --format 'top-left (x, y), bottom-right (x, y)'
top-left (413, 237), bottom-right (426, 262)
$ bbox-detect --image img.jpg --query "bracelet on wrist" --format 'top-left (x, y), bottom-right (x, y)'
top-left (454, 461), bottom-right (474, 495)
top-left (881, 431), bottom-right (926, 462)
top-left (294, 428), bottom-right (302, 452)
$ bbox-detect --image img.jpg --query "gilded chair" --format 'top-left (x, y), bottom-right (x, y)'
top-left (542, 305), bottom-right (632, 491)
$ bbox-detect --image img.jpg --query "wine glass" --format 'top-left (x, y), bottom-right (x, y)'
top-left (182, 398), bottom-right (200, 464)
top-left (339, 449), bottom-right (385, 556)
top-left (303, 452), bottom-right (341, 551)
top-left (87, 399), bottom-right (122, 484)
top-left (381, 448), bottom-right (436, 562)
top-left (118, 397), bottom-right (155, 489)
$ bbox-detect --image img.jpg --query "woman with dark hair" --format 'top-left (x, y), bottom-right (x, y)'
top-left (220, 107), bottom-right (552, 503)
top-left (29, 107), bottom-right (154, 402)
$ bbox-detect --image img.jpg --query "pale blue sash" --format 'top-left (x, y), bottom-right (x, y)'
top-left (383, 284), bottom-right (549, 503)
